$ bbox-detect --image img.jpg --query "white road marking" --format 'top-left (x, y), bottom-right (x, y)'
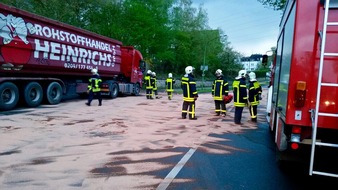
top-left (157, 105), bottom-right (235, 190)
top-left (156, 148), bottom-right (196, 190)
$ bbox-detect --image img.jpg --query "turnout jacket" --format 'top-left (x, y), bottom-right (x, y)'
top-left (88, 74), bottom-right (102, 92)
top-left (212, 75), bottom-right (229, 101)
top-left (151, 76), bottom-right (157, 90)
top-left (248, 80), bottom-right (262, 105)
top-left (144, 74), bottom-right (153, 90)
top-left (166, 77), bottom-right (175, 92)
top-left (232, 77), bottom-right (247, 107)
top-left (181, 74), bottom-right (198, 102)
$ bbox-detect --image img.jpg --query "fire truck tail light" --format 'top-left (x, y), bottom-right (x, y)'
top-left (291, 126), bottom-right (301, 149)
top-left (292, 126), bottom-right (301, 134)
top-left (291, 143), bottom-right (299, 150)
top-left (294, 81), bottom-right (306, 107)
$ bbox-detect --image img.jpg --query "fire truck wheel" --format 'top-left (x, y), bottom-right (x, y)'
top-left (132, 83), bottom-right (140, 95)
top-left (23, 82), bottom-right (43, 107)
top-left (0, 82), bottom-right (19, 111)
top-left (109, 82), bottom-right (119, 99)
top-left (46, 82), bottom-right (63, 105)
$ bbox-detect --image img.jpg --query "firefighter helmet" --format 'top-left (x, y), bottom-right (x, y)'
top-left (152, 72), bottom-right (156, 76)
top-left (215, 69), bottom-right (222, 76)
top-left (147, 70), bottom-right (152, 74)
top-left (168, 73), bottom-right (173, 78)
top-left (91, 68), bottom-right (98, 74)
top-left (236, 70), bottom-right (247, 79)
top-left (185, 66), bottom-right (194, 74)
top-left (249, 72), bottom-right (256, 80)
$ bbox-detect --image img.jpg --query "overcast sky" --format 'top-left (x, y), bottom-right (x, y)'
top-left (192, 0), bottom-right (283, 56)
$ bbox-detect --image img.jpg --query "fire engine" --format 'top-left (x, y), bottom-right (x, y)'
top-left (267, 0), bottom-right (338, 177)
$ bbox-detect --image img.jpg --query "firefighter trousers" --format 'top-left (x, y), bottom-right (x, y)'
top-left (87, 91), bottom-right (102, 105)
top-left (249, 105), bottom-right (257, 122)
top-left (214, 100), bottom-right (226, 115)
top-left (146, 89), bottom-right (153, 99)
top-left (234, 106), bottom-right (244, 124)
top-left (167, 92), bottom-right (173, 100)
top-left (182, 101), bottom-right (196, 119)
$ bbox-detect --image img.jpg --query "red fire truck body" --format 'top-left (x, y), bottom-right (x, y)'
top-left (268, 0), bottom-right (338, 176)
top-left (0, 3), bottom-right (145, 111)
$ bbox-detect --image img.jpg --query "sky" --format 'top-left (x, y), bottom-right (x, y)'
top-left (192, 0), bottom-right (283, 56)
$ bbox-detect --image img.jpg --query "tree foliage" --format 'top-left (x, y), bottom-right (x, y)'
top-left (257, 0), bottom-right (287, 11)
top-left (2, 0), bottom-right (242, 79)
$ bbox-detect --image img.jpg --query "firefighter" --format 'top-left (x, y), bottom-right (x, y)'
top-left (212, 69), bottom-right (229, 117)
top-left (166, 73), bottom-right (175, 100)
top-left (181, 66), bottom-right (198, 120)
top-left (232, 70), bottom-right (248, 124)
top-left (248, 72), bottom-right (262, 122)
top-left (86, 68), bottom-right (102, 106)
top-left (152, 72), bottom-right (159, 99)
top-left (144, 70), bottom-right (153, 99)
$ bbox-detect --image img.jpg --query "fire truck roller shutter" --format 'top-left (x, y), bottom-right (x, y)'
top-left (23, 81), bottom-right (43, 107)
top-left (0, 82), bottom-right (19, 111)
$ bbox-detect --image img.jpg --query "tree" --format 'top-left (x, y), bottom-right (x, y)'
top-left (257, 0), bottom-right (287, 11)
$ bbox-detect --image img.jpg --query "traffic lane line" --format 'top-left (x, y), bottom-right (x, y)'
top-left (156, 104), bottom-right (235, 190)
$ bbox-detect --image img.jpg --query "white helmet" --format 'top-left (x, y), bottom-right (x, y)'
top-left (152, 72), bottom-right (156, 76)
top-left (236, 70), bottom-right (247, 79)
top-left (91, 68), bottom-right (98, 74)
top-left (215, 69), bottom-right (222, 76)
top-left (249, 72), bottom-right (256, 80)
top-left (168, 73), bottom-right (173, 78)
top-left (147, 70), bottom-right (152, 74)
top-left (185, 66), bottom-right (194, 74)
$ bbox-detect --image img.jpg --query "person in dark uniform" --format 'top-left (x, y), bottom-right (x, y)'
top-left (212, 69), bottom-right (229, 117)
top-left (86, 68), bottom-right (102, 106)
top-left (144, 70), bottom-right (153, 99)
top-left (248, 72), bottom-right (262, 122)
top-left (181, 66), bottom-right (198, 120)
top-left (232, 70), bottom-right (248, 124)
top-left (152, 72), bottom-right (159, 99)
top-left (166, 73), bottom-right (175, 100)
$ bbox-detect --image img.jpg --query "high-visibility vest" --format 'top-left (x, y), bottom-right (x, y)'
top-left (88, 75), bottom-right (102, 92)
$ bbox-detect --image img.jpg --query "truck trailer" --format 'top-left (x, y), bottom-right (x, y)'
top-left (0, 3), bottom-right (145, 111)
top-left (267, 0), bottom-right (338, 177)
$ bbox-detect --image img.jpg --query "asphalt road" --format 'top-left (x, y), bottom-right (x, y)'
top-left (2, 92), bottom-right (338, 190)
top-left (157, 105), bottom-right (338, 190)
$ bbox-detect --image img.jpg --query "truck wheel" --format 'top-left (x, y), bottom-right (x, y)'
top-left (109, 83), bottom-right (119, 99)
top-left (132, 83), bottom-right (140, 95)
top-left (23, 82), bottom-right (43, 107)
top-left (46, 82), bottom-right (63, 105)
top-left (0, 82), bottom-right (19, 111)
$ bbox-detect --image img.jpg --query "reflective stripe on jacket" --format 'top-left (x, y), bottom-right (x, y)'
top-left (144, 75), bottom-right (152, 89)
top-left (249, 81), bottom-right (259, 105)
top-left (212, 76), bottom-right (229, 101)
top-left (151, 76), bottom-right (157, 90)
top-left (88, 74), bottom-right (102, 92)
top-left (181, 74), bottom-right (198, 102)
top-left (233, 78), bottom-right (247, 107)
top-left (166, 78), bottom-right (174, 92)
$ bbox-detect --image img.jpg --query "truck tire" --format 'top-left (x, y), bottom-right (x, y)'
top-left (23, 82), bottom-right (43, 107)
top-left (46, 82), bottom-right (63, 105)
top-left (132, 83), bottom-right (140, 95)
top-left (109, 83), bottom-right (119, 99)
top-left (0, 82), bottom-right (19, 111)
